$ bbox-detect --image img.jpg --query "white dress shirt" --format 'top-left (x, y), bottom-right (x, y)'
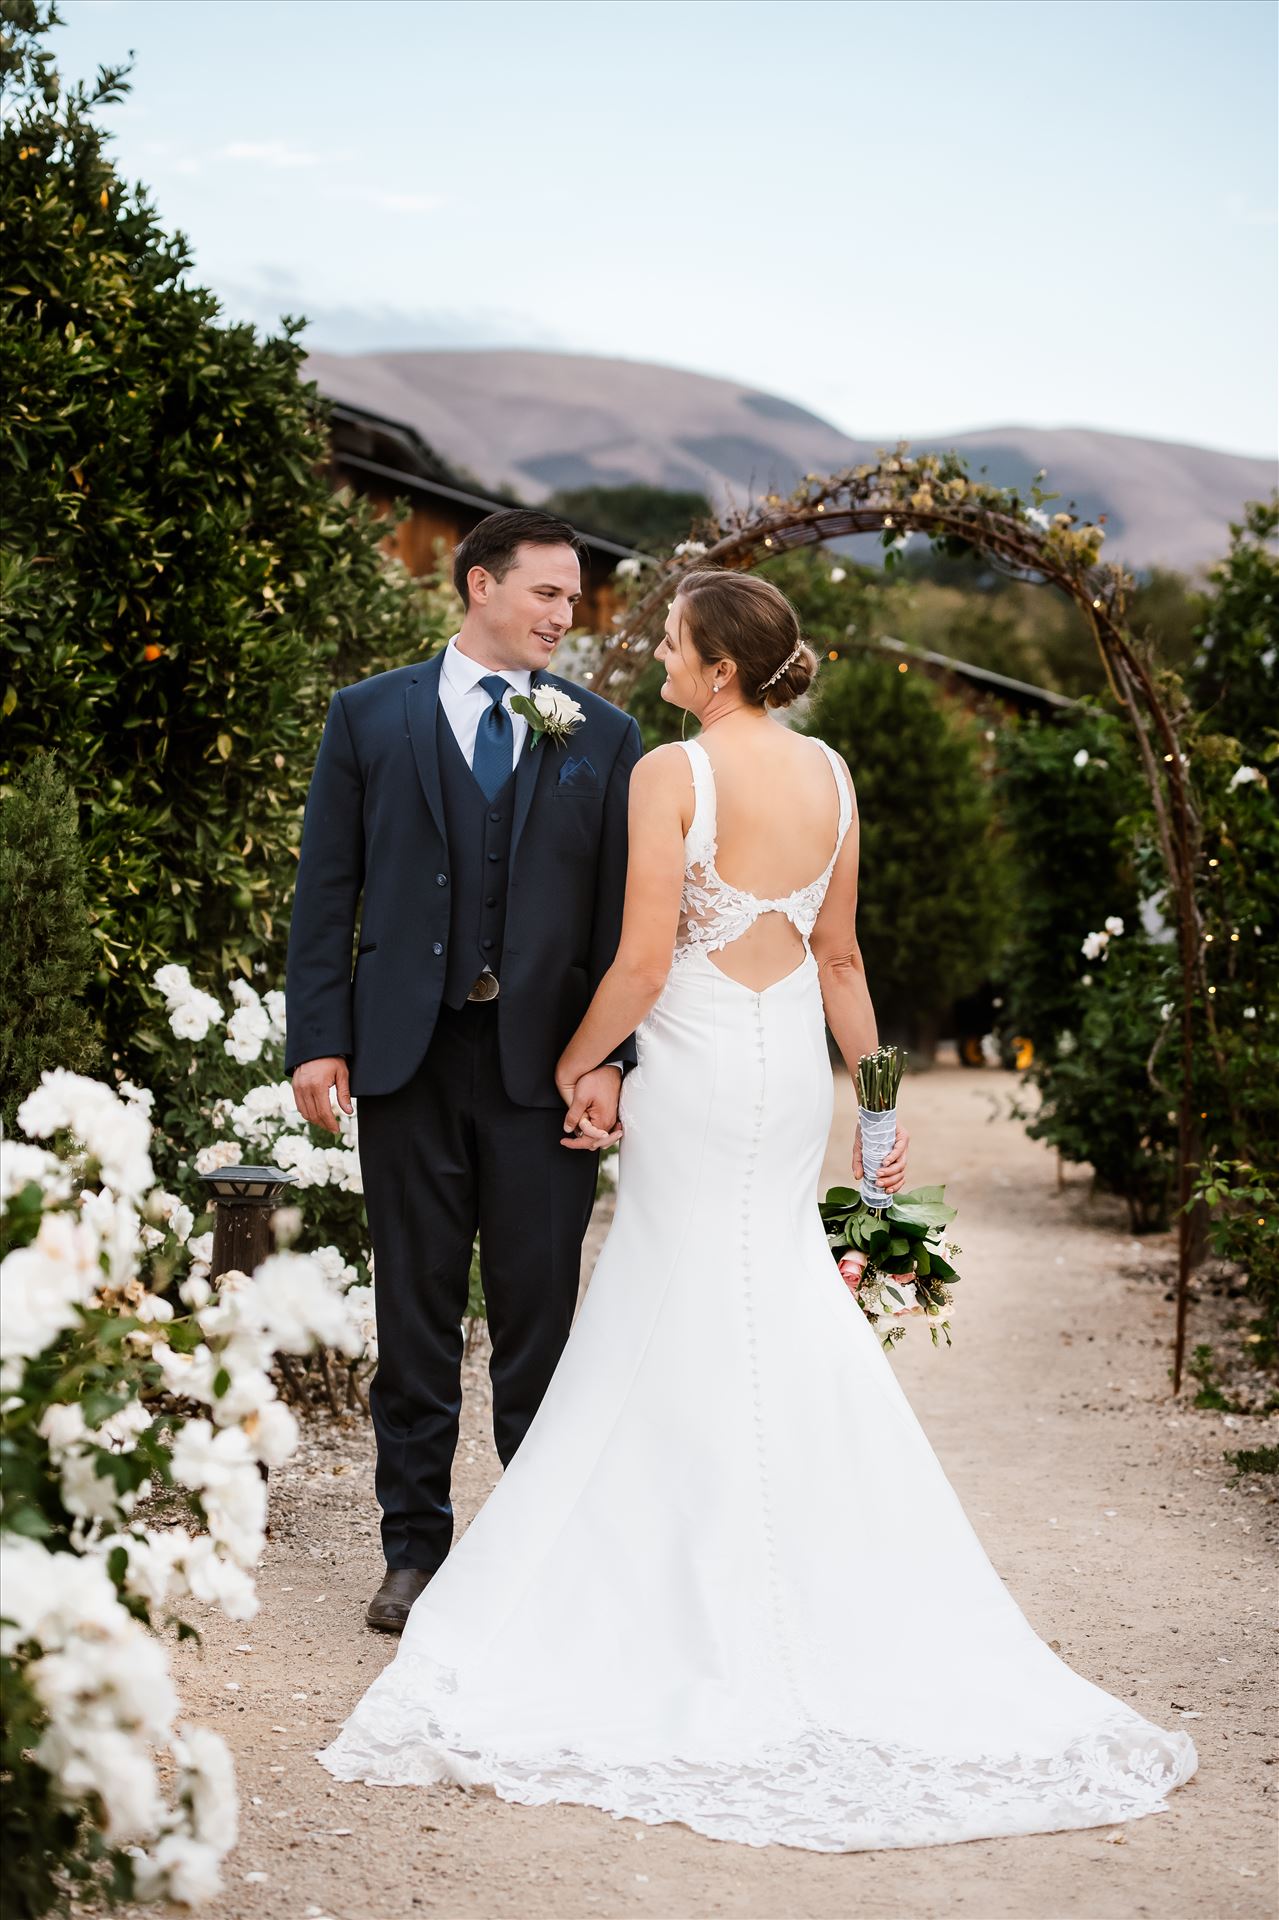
top-left (438, 635), bottom-right (532, 771)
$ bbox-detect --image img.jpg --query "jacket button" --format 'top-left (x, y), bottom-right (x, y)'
top-left (485, 896), bottom-right (497, 908)
top-left (481, 938), bottom-right (494, 951)
top-left (487, 851), bottom-right (501, 863)
top-left (489, 810), bottom-right (502, 823)
top-left (432, 942), bottom-right (444, 956)
top-left (436, 872), bottom-right (448, 886)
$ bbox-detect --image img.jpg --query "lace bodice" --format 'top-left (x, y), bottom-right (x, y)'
top-left (673, 736), bottom-right (852, 965)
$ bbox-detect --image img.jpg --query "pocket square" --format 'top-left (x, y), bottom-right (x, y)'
top-left (558, 756), bottom-right (598, 789)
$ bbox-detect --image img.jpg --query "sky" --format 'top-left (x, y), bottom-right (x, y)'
top-left (51, 0), bottom-right (1279, 459)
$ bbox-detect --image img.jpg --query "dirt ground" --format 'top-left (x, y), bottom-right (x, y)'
top-left (115, 1062), bottom-right (1277, 1920)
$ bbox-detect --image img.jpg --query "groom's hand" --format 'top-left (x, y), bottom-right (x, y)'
top-left (292, 1057), bottom-right (353, 1137)
top-left (560, 1065), bottom-right (623, 1151)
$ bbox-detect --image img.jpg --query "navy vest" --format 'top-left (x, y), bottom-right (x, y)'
top-left (436, 706), bottom-right (516, 1009)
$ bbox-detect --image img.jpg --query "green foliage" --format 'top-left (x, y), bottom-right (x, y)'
top-left (1187, 497), bottom-right (1279, 761)
top-left (993, 705), bottom-right (1145, 1055)
top-left (1193, 1160), bottom-right (1279, 1358)
top-left (1018, 930), bottom-right (1181, 1231)
top-left (0, 754), bottom-right (101, 1130)
top-left (544, 483), bottom-right (712, 553)
top-left (0, 0), bottom-right (451, 1067)
top-left (896, 549), bottom-right (1206, 697)
top-left (1225, 1443), bottom-right (1279, 1478)
top-left (802, 650), bottom-right (1012, 1044)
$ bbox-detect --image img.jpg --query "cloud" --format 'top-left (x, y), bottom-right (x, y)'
top-left (211, 278), bottom-right (565, 356)
top-left (221, 140), bottom-right (323, 170)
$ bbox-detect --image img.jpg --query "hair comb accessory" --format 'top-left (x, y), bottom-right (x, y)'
top-left (758, 641), bottom-right (804, 691)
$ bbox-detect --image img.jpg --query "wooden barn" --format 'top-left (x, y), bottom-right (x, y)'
top-left (322, 399), bottom-right (642, 633)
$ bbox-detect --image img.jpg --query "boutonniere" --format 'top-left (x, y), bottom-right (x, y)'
top-left (509, 685), bottom-right (585, 750)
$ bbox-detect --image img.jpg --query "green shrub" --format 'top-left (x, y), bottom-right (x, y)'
top-left (0, 754), bottom-right (101, 1129)
top-left (1187, 497), bottom-right (1279, 762)
top-left (993, 704), bottom-right (1144, 1060)
top-left (802, 650), bottom-right (1012, 1047)
top-left (0, 1), bottom-right (453, 1068)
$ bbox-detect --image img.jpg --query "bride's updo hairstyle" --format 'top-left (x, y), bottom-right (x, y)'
top-left (673, 569), bottom-right (819, 710)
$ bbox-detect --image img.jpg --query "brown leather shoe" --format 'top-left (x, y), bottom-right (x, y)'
top-left (365, 1566), bottom-right (433, 1633)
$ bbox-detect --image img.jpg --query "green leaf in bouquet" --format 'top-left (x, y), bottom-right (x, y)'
top-left (916, 1248), bottom-right (932, 1275)
top-left (888, 1235), bottom-right (910, 1256)
top-left (822, 1186), bottom-right (860, 1208)
top-left (867, 1225), bottom-right (890, 1255)
top-left (886, 1186), bottom-right (957, 1231)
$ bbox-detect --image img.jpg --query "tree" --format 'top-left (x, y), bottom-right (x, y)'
top-left (1187, 497), bottom-right (1279, 762)
top-left (0, 755), bottom-right (101, 1127)
top-left (0, 0), bottom-right (450, 1065)
top-left (802, 652), bottom-right (1011, 1051)
top-left (544, 483), bottom-right (712, 554)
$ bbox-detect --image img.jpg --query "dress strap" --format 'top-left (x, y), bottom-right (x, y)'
top-left (815, 740), bottom-right (853, 850)
top-left (677, 738), bottom-right (718, 866)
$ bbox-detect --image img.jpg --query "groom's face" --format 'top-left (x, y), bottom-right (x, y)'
top-left (465, 541), bottom-right (582, 673)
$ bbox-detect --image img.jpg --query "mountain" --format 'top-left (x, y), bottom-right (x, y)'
top-left (301, 347), bottom-right (1275, 575)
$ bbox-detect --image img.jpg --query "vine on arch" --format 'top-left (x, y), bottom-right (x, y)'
top-left (590, 449), bottom-right (1214, 1391)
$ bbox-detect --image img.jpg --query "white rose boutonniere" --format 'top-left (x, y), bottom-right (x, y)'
top-left (509, 685), bottom-right (585, 750)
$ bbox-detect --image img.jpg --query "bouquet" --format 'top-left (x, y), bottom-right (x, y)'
top-left (823, 1046), bottom-right (961, 1347)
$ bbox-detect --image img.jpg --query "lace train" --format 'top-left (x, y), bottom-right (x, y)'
top-left (321, 1651), bottom-right (1196, 1852)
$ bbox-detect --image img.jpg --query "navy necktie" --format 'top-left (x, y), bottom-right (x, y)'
top-left (471, 674), bottom-right (514, 801)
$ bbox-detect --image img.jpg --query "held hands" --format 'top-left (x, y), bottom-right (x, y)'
top-left (557, 1063), bottom-right (624, 1151)
top-left (292, 1057), bottom-right (353, 1137)
top-left (852, 1118), bottom-right (910, 1194)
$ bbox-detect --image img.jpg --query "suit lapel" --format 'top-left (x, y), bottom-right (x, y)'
top-left (509, 668), bottom-right (553, 867)
top-left (405, 651), bottom-right (448, 843)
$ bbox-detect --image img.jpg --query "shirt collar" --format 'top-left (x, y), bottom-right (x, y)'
top-left (443, 635), bottom-right (533, 700)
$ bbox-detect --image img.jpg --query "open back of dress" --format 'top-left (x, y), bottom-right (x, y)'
top-left (675, 736), bottom-right (852, 992)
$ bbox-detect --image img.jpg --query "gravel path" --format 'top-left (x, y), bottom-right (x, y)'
top-left (119, 1064), bottom-right (1277, 1919)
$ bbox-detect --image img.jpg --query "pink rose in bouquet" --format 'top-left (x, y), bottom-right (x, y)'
top-left (837, 1250), bottom-right (867, 1294)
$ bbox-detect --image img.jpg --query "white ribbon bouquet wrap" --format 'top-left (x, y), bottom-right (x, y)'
top-left (857, 1045), bottom-right (903, 1210)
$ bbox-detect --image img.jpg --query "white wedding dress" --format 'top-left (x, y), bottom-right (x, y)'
top-left (318, 737), bottom-right (1198, 1850)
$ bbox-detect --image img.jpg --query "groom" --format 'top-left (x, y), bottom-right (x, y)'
top-left (285, 509), bottom-right (643, 1631)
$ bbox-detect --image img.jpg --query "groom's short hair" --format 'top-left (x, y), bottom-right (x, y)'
top-left (453, 509), bottom-right (586, 608)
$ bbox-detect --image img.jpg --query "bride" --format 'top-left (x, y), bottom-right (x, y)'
top-left (318, 570), bottom-right (1198, 1850)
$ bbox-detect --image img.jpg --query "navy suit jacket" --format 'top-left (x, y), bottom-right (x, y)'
top-left (284, 652), bottom-right (644, 1106)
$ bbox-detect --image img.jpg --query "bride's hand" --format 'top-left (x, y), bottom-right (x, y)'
top-left (851, 1120), bottom-right (910, 1194)
top-left (557, 1063), bottom-right (624, 1152)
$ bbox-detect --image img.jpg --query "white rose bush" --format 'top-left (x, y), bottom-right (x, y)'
top-left (1, 1069), bottom-right (364, 1913)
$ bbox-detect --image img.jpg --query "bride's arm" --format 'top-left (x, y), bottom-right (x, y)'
top-left (556, 745), bottom-right (689, 1119)
top-left (809, 756), bottom-right (909, 1189)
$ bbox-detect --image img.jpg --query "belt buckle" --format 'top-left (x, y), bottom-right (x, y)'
top-left (466, 968), bottom-right (500, 1003)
